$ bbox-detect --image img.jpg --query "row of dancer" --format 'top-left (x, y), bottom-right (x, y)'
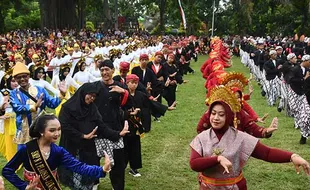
top-left (240, 37), bottom-right (310, 144)
top-left (189, 37), bottom-right (310, 189)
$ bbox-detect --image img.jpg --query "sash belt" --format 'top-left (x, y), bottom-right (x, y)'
top-left (199, 172), bottom-right (244, 186)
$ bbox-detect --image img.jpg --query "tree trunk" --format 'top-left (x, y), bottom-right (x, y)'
top-left (102, 0), bottom-right (113, 31)
top-left (77, 0), bottom-right (86, 29)
top-left (39, 0), bottom-right (77, 29)
top-left (0, 8), bottom-right (5, 33)
top-left (159, 0), bottom-right (167, 34)
top-left (114, 0), bottom-right (118, 30)
top-left (300, 1), bottom-right (309, 34)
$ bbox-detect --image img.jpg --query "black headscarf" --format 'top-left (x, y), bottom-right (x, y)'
top-left (59, 66), bottom-right (70, 81)
top-left (78, 62), bottom-right (86, 71)
top-left (31, 66), bottom-right (45, 80)
top-left (62, 83), bottom-right (100, 121)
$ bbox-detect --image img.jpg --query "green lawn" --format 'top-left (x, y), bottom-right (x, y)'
top-left (1, 55), bottom-right (310, 189)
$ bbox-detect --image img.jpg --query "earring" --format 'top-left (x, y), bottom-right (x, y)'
top-left (40, 133), bottom-right (43, 136)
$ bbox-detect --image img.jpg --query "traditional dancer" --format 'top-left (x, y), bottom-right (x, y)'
top-left (10, 62), bottom-right (65, 148)
top-left (190, 86), bottom-right (310, 190)
top-left (2, 114), bottom-right (112, 190)
top-left (58, 83), bottom-right (129, 190)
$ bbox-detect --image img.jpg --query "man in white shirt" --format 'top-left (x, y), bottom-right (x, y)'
top-left (26, 54), bottom-right (40, 69)
top-left (49, 48), bottom-right (65, 79)
top-left (70, 43), bottom-right (83, 77)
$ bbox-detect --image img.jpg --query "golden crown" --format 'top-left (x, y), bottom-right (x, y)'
top-left (205, 85), bottom-right (241, 113)
top-left (60, 61), bottom-right (72, 69)
top-left (220, 72), bottom-right (248, 91)
top-left (77, 57), bottom-right (86, 67)
top-left (30, 60), bottom-right (46, 74)
top-left (94, 54), bottom-right (103, 61)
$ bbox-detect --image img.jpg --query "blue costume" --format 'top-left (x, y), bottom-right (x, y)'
top-left (10, 85), bottom-right (61, 145)
top-left (2, 142), bottom-right (105, 190)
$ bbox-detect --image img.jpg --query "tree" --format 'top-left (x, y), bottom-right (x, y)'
top-left (38, 0), bottom-right (77, 29)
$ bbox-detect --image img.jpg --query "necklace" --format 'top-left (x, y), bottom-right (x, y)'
top-left (40, 148), bottom-right (50, 159)
top-left (42, 150), bottom-right (50, 159)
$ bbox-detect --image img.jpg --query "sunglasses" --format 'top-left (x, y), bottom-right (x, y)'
top-left (15, 74), bottom-right (29, 80)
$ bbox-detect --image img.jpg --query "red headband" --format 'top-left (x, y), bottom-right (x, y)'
top-left (168, 53), bottom-right (175, 59)
top-left (139, 54), bottom-right (149, 60)
top-left (126, 74), bottom-right (139, 82)
top-left (119, 62), bottom-right (130, 70)
top-left (155, 51), bottom-right (164, 58)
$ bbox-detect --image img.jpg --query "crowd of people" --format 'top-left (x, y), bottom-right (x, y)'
top-left (239, 35), bottom-right (310, 145)
top-left (1, 28), bottom-right (310, 189)
top-left (0, 28), bottom-right (207, 190)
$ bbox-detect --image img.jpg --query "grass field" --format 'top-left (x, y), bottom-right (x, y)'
top-left (1, 55), bottom-right (310, 189)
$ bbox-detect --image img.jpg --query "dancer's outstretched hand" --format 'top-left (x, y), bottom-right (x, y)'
top-left (103, 151), bottom-right (111, 173)
top-left (291, 154), bottom-right (310, 176)
top-left (119, 121), bottom-right (129, 136)
top-left (0, 176), bottom-right (4, 190)
top-left (83, 126), bottom-right (98, 139)
top-left (267, 117), bottom-right (278, 134)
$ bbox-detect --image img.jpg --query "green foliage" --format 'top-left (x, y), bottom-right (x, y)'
top-left (3, 1), bottom-right (40, 31)
top-left (0, 0), bottom-right (309, 35)
top-left (85, 21), bottom-right (95, 31)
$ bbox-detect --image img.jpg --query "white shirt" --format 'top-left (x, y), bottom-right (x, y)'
top-left (27, 62), bottom-right (35, 69)
top-left (51, 75), bottom-right (81, 93)
top-left (49, 57), bottom-right (65, 78)
top-left (272, 60), bottom-right (276, 67)
top-left (73, 70), bottom-right (99, 84)
top-left (63, 54), bottom-right (72, 63)
top-left (301, 66), bottom-right (306, 76)
top-left (89, 66), bottom-right (102, 79)
top-left (0, 71), bottom-right (5, 82)
top-left (153, 64), bottom-right (160, 73)
top-left (70, 51), bottom-right (83, 77)
top-left (29, 78), bottom-right (60, 96)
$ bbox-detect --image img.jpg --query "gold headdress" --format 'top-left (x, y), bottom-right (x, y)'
top-left (220, 72), bottom-right (248, 91)
top-left (210, 37), bottom-right (221, 45)
top-left (205, 85), bottom-right (241, 128)
top-left (55, 48), bottom-right (62, 53)
top-left (2, 67), bottom-right (13, 85)
top-left (67, 47), bottom-right (74, 51)
top-left (73, 43), bottom-right (80, 48)
top-left (29, 60), bottom-right (46, 75)
top-left (60, 61), bottom-right (72, 70)
top-left (94, 54), bottom-right (103, 61)
top-left (77, 57), bottom-right (86, 68)
top-left (109, 49), bottom-right (118, 57)
top-left (32, 54), bottom-right (40, 60)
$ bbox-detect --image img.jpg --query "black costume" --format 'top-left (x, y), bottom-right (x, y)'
top-left (58, 83), bottom-right (120, 190)
top-left (163, 62), bottom-right (184, 106)
top-left (93, 80), bottom-right (128, 190)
